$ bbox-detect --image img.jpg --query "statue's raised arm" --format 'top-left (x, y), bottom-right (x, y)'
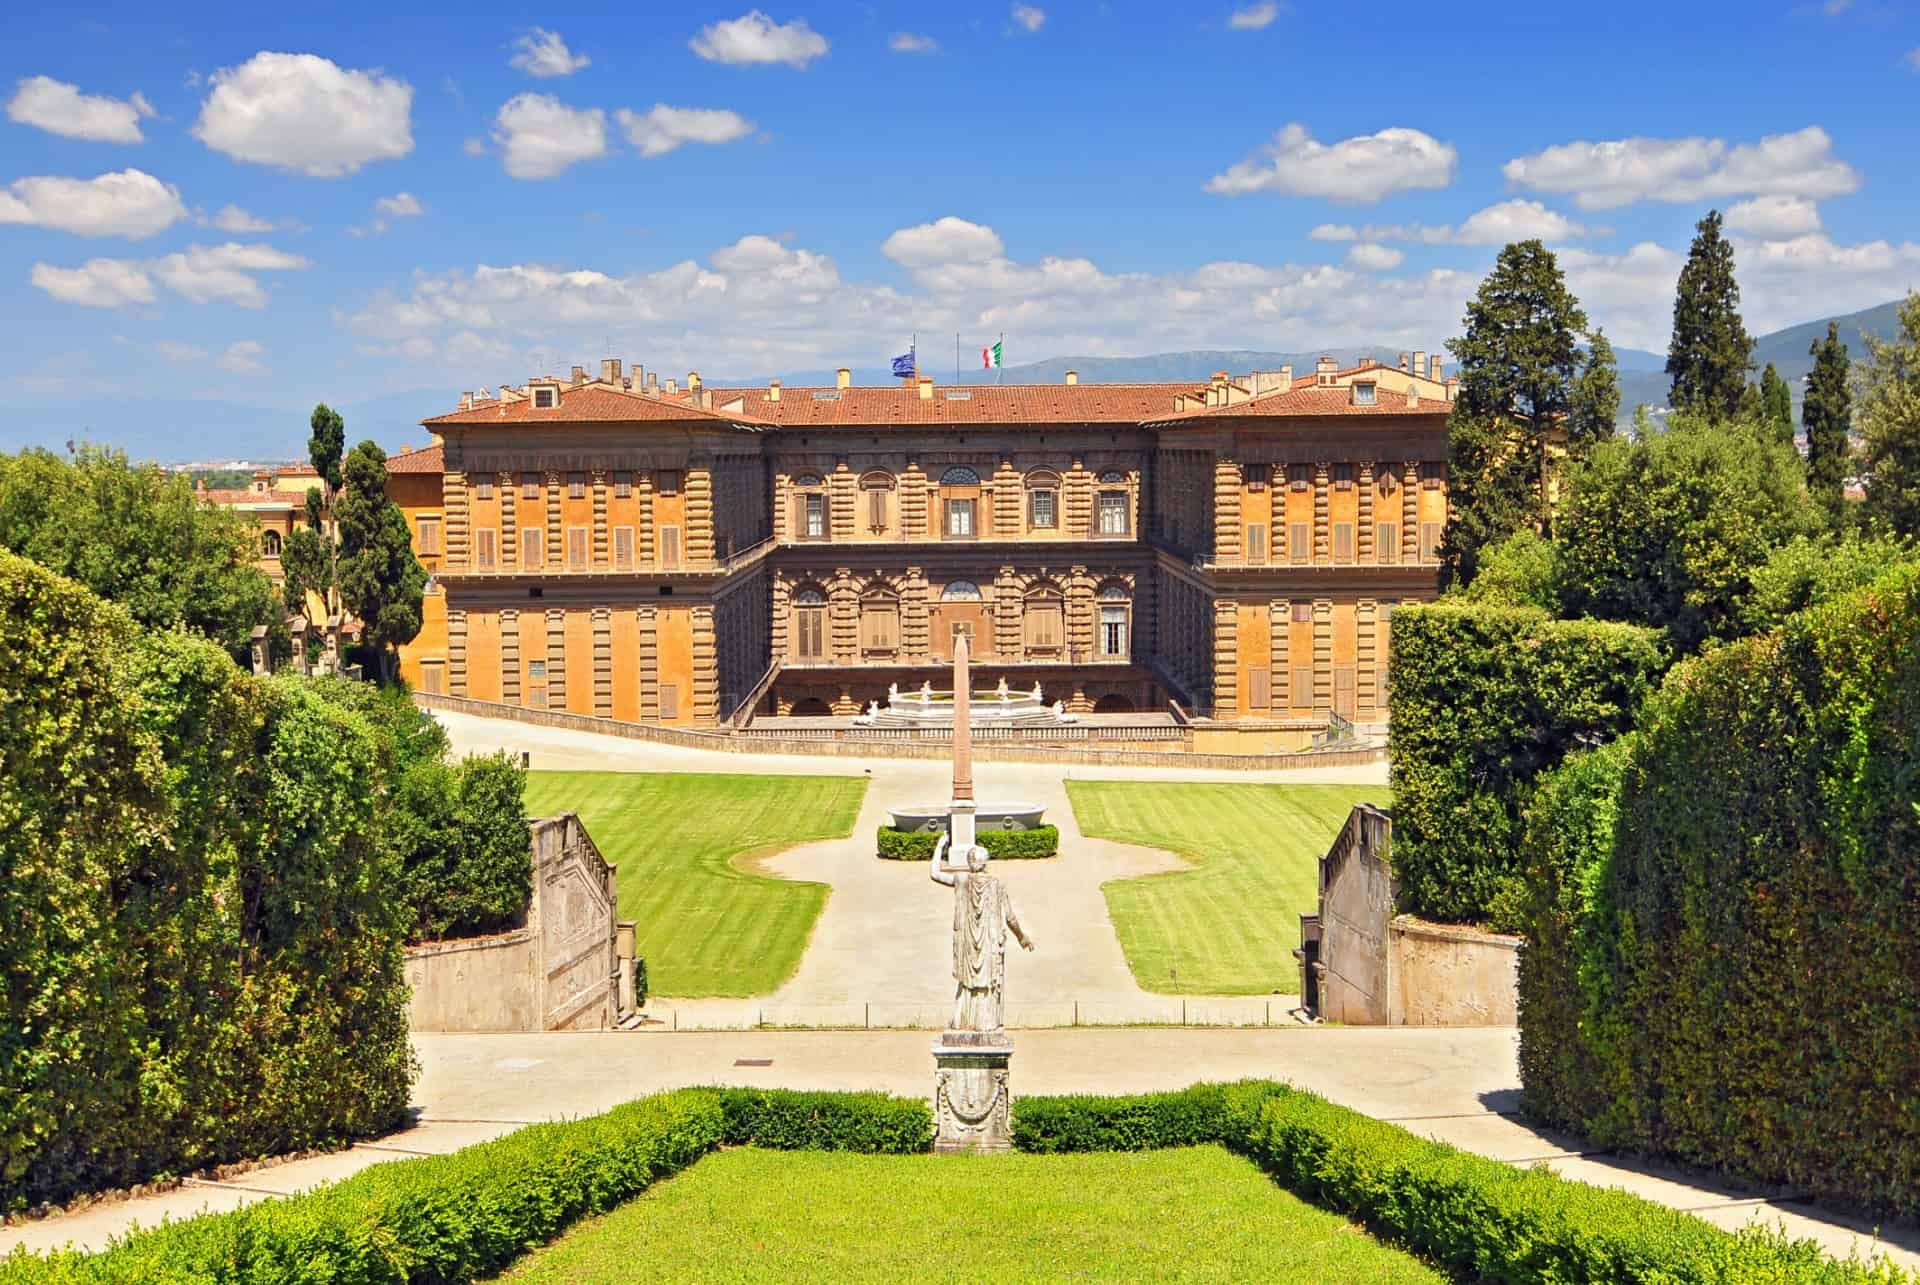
top-left (930, 832), bottom-right (957, 887)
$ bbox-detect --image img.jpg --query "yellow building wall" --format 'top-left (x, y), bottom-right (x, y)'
top-left (1236, 602), bottom-right (1271, 712)
top-left (611, 608), bottom-right (641, 721)
top-left (564, 610), bottom-right (594, 716)
top-left (657, 606), bottom-right (694, 724)
top-left (466, 609), bottom-right (501, 703)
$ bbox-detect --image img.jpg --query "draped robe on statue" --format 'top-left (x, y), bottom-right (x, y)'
top-left (951, 868), bottom-right (1015, 1034)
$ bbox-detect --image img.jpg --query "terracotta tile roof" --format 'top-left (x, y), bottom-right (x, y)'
top-left (701, 382), bottom-right (1207, 427)
top-left (422, 383), bottom-right (767, 428)
top-left (198, 487), bottom-right (298, 507)
top-left (385, 442), bottom-right (444, 473)
top-left (1150, 384), bottom-right (1453, 424)
top-left (1290, 364), bottom-right (1448, 391)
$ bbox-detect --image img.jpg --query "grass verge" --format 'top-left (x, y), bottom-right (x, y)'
top-left (1067, 781), bottom-right (1385, 994)
top-left (521, 770), bottom-right (866, 996)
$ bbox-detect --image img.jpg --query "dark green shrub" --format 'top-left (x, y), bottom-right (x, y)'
top-left (302, 672), bottom-right (449, 774)
top-left (1012, 1082), bottom-right (1284, 1153)
top-left (388, 752), bottom-right (531, 940)
top-left (1560, 565), bottom-right (1920, 1217)
top-left (875, 824), bottom-right (1058, 860)
top-left (717, 1089), bottom-right (931, 1153)
top-left (0, 552), bottom-right (413, 1212)
top-left (1387, 604), bottom-right (1666, 926)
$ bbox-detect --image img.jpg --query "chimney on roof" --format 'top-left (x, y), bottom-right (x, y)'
top-left (768, 379), bottom-right (782, 402)
top-left (1445, 376), bottom-right (1459, 401)
top-left (1406, 385), bottom-right (1421, 408)
top-left (1429, 354), bottom-right (1443, 383)
top-left (1280, 364), bottom-right (1292, 389)
top-left (601, 358), bottom-right (621, 384)
top-left (1064, 369), bottom-right (1078, 385)
top-left (646, 371), bottom-right (659, 393)
top-left (918, 374), bottom-right (934, 400)
top-left (1412, 352), bottom-right (1426, 383)
top-left (700, 388), bottom-right (712, 410)
top-left (1209, 371), bottom-right (1229, 407)
top-left (687, 371), bottom-right (701, 392)
top-left (1398, 352), bottom-right (1410, 372)
top-left (666, 378), bottom-right (678, 394)
top-left (458, 391), bottom-right (473, 411)
top-left (571, 365), bottom-right (588, 386)
top-left (836, 367), bottom-right (851, 389)
top-left (630, 361), bottom-right (644, 389)
top-left (1317, 355), bottom-right (1337, 386)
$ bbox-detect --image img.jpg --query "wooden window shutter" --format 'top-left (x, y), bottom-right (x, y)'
top-left (1289, 523), bottom-right (1310, 564)
top-left (868, 488), bottom-right (887, 530)
top-left (1376, 524), bottom-right (1398, 564)
top-left (1245, 523), bottom-right (1267, 564)
top-left (1421, 521), bottom-right (1442, 562)
top-left (659, 683), bottom-right (680, 720)
top-left (1335, 668), bottom-right (1356, 717)
top-left (613, 527), bottom-right (634, 570)
top-left (567, 527), bottom-right (587, 569)
top-left (660, 525), bottom-right (682, 569)
top-left (1248, 666), bottom-right (1271, 710)
top-left (1292, 666), bottom-right (1314, 709)
top-left (476, 528), bottom-right (496, 570)
top-left (1334, 523), bottom-right (1355, 563)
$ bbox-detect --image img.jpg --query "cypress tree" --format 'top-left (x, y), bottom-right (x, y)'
top-left (335, 441), bottom-right (426, 683)
top-left (1441, 240), bottom-right (1589, 587)
top-left (1666, 210), bottom-right (1754, 420)
top-left (1568, 329), bottom-right (1620, 453)
top-left (1759, 362), bottom-right (1795, 447)
top-left (1803, 321), bottom-right (1852, 520)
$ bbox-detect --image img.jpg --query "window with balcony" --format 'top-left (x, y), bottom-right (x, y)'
top-left (1377, 523), bottom-right (1400, 564)
top-left (861, 589), bottom-right (899, 655)
top-left (1023, 586), bottom-right (1063, 656)
top-left (1096, 490), bottom-right (1128, 536)
top-left (1333, 522), bottom-right (1355, 563)
top-left (567, 527), bottom-right (588, 569)
top-left (860, 472), bottom-right (894, 535)
top-left (1244, 523), bottom-right (1267, 564)
top-left (945, 497), bottom-right (976, 538)
top-left (1096, 583), bottom-right (1130, 659)
top-left (519, 527), bottom-right (543, 570)
top-left (475, 528), bottom-right (497, 570)
top-left (613, 526), bottom-right (634, 570)
top-left (791, 586), bottom-right (826, 661)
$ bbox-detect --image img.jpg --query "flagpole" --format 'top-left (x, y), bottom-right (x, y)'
top-left (998, 332), bottom-right (1005, 386)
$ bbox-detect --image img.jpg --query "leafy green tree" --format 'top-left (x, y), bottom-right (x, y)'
top-left (1451, 529), bottom-right (1557, 611)
top-left (1856, 292), bottom-right (1920, 538)
top-left (279, 525), bottom-right (331, 617)
top-left (1759, 362), bottom-right (1795, 447)
top-left (1666, 210), bottom-right (1754, 420)
top-left (1568, 329), bottom-right (1620, 452)
top-left (1553, 413), bottom-right (1824, 651)
top-left (387, 753), bottom-right (531, 940)
top-left (334, 441), bottom-right (425, 682)
top-left (1441, 240), bottom-right (1590, 588)
top-left (1803, 321), bottom-right (1853, 521)
top-left (0, 445), bottom-right (277, 658)
top-left (1740, 531), bottom-right (1917, 633)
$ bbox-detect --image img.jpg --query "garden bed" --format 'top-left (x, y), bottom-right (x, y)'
top-left (876, 824), bottom-right (1059, 859)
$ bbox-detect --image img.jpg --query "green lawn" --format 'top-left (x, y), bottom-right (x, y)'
top-left (521, 771), bottom-right (866, 997)
top-left (499, 1147), bottom-right (1440, 1283)
top-left (1068, 781), bottom-right (1386, 995)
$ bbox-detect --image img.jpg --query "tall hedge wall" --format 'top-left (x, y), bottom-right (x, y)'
top-left (1387, 604), bottom-right (1667, 926)
top-left (1518, 565), bottom-right (1920, 1217)
top-left (0, 552), bottom-right (414, 1211)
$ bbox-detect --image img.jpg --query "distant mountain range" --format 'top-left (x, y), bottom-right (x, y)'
top-left (8, 301), bottom-right (1905, 461)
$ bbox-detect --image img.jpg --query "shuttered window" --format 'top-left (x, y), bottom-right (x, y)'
top-left (568, 472), bottom-right (585, 499)
top-left (1292, 666), bottom-right (1314, 710)
top-left (613, 471), bottom-right (632, 498)
top-left (659, 525), bottom-right (682, 570)
top-left (795, 608), bottom-right (825, 660)
top-left (520, 527), bottom-right (543, 569)
top-left (1248, 666), bottom-right (1271, 710)
top-left (417, 516), bottom-right (442, 555)
top-left (1289, 522), bottom-right (1310, 564)
top-left (1245, 523), bottom-right (1267, 564)
top-left (613, 527), bottom-right (634, 570)
top-left (1420, 521), bottom-right (1442, 562)
top-left (475, 528), bottom-right (496, 570)
top-left (1024, 597), bottom-right (1063, 653)
top-left (1335, 668), bottom-right (1356, 718)
top-left (863, 599), bottom-right (899, 653)
top-left (1333, 522), bottom-right (1355, 563)
top-left (567, 527), bottom-right (587, 569)
top-left (474, 478), bottom-right (494, 500)
top-left (659, 683), bottom-right (680, 720)
top-left (867, 487), bottom-right (888, 531)
top-left (1376, 523), bottom-right (1399, 564)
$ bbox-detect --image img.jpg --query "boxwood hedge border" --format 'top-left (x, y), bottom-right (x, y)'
top-left (875, 824), bottom-right (1059, 860)
top-left (4, 1083), bottom-right (1903, 1284)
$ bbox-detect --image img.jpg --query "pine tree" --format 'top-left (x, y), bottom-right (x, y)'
top-left (306, 403), bottom-right (346, 614)
top-left (1803, 321), bottom-right (1853, 520)
top-left (1759, 362), bottom-right (1795, 447)
top-left (335, 441), bottom-right (426, 683)
top-left (1568, 328), bottom-right (1620, 452)
top-left (1441, 240), bottom-right (1589, 587)
top-left (1857, 293), bottom-right (1920, 538)
top-left (1666, 210), bottom-right (1754, 420)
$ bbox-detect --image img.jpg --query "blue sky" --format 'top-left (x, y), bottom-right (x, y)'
top-left (3, 1), bottom-right (1919, 455)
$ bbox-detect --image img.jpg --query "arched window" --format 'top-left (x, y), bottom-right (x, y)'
top-left (939, 466), bottom-right (981, 538)
top-left (1096, 582), bottom-right (1131, 659)
top-left (1025, 469), bottom-right (1060, 532)
top-left (940, 580), bottom-right (983, 602)
top-left (1096, 472), bottom-right (1130, 537)
top-left (790, 472), bottom-right (827, 541)
top-left (1098, 470), bottom-right (1127, 484)
top-left (860, 586), bottom-right (899, 655)
top-left (791, 584), bottom-right (827, 661)
top-left (940, 466), bottom-right (980, 485)
top-left (1022, 583), bottom-right (1063, 655)
top-left (260, 528), bottom-right (283, 557)
top-left (859, 471), bottom-right (895, 535)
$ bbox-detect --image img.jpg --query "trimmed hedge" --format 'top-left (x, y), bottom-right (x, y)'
top-left (1519, 565), bottom-right (1920, 1218)
top-left (0, 552), bottom-right (414, 1212)
top-left (0, 1088), bottom-right (930, 1283)
top-left (5, 1085), bottom-right (1902, 1283)
top-left (876, 824), bottom-right (1059, 860)
top-left (1015, 1084), bottom-right (1909, 1284)
top-left (1387, 603), bottom-right (1667, 926)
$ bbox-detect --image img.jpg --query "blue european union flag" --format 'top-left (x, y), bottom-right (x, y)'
top-left (890, 351), bottom-right (915, 378)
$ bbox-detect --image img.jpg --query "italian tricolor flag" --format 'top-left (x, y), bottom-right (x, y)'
top-left (982, 341), bottom-right (1003, 369)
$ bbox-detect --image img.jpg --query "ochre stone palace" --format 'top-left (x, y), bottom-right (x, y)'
top-left (389, 353), bottom-right (1453, 748)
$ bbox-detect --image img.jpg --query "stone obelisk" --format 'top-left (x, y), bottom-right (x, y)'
top-left (948, 634), bottom-right (977, 855)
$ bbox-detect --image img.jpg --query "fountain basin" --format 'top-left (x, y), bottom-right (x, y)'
top-left (888, 803), bottom-right (1046, 834)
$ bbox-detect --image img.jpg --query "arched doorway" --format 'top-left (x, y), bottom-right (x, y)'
top-left (789, 696), bottom-right (833, 717)
top-left (1093, 693), bottom-right (1135, 714)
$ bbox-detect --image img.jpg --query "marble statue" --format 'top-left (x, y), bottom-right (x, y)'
top-left (865, 700), bottom-right (881, 718)
top-left (1032, 682), bottom-right (1043, 700)
top-left (931, 835), bottom-right (1034, 1038)
top-left (921, 680), bottom-right (934, 698)
top-left (996, 676), bottom-right (1010, 699)
top-left (1052, 699), bottom-right (1066, 719)
top-left (889, 682), bottom-right (900, 701)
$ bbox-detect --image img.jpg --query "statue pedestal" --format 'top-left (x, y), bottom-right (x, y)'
top-left (931, 1036), bottom-right (1012, 1153)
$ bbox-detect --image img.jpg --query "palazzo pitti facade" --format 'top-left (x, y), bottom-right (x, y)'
top-left (395, 352), bottom-right (1453, 748)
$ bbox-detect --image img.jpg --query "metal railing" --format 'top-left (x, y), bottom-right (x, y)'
top-left (636, 996), bottom-right (1306, 1032)
top-left (731, 722), bottom-right (1187, 744)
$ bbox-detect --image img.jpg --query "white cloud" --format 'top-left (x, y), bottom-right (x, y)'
top-left (1823, 0), bottom-right (1852, 13)
top-left (1723, 195), bottom-right (1822, 239)
top-left (1310, 200), bottom-right (1591, 248)
top-left (150, 242), bottom-right (310, 307)
top-left (1346, 243), bottom-right (1404, 270)
top-left (155, 339), bottom-right (208, 362)
top-left (216, 339), bottom-right (267, 374)
top-left (492, 93), bottom-right (607, 179)
top-left (192, 52), bottom-right (413, 177)
top-left (1502, 125), bottom-right (1860, 211)
top-left (30, 258), bottom-right (156, 307)
top-left (463, 136), bottom-right (486, 157)
top-left (0, 169), bottom-right (186, 239)
top-left (1011, 4), bottom-right (1046, 32)
top-left (690, 12), bottom-right (830, 68)
top-left (1904, 48), bottom-right (1920, 71)
top-left (616, 104), bottom-right (755, 158)
top-left (881, 216), bottom-right (1005, 267)
top-left (6, 76), bottom-right (155, 143)
top-left (212, 203), bottom-right (273, 233)
top-left (509, 28), bottom-right (591, 78)
top-left (374, 191), bottom-right (424, 217)
top-left (889, 32), bottom-right (938, 53)
top-left (1205, 123), bottom-right (1457, 203)
top-left (1228, 2), bottom-right (1279, 29)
